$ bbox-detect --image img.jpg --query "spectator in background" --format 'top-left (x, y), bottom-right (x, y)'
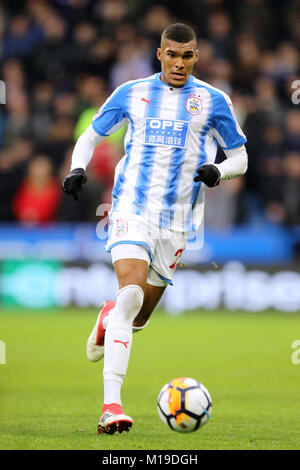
top-left (208, 58), bottom-right (233, 95)
top-left (0, 3), bottom-right (6, 38)
top-left (53, 92), bottom-right (78, 120)
top-left (25, 0), bottom-right (57, 26)
top-left (206, 11), bottom-right (233, 60)
top-left (109, 39), bottom-right (154, 89)
top-left (31, 81), bottom-right (55, 142)
top-left (54, 0), bottom-right (94, 26)
top-left (232, 34), bottom-right (260, 90)
top-left (253, 76), bottom-right (282, 122)
top-left (258, 110), bottom-right (300, 225)
top-left (68, 21), bottom-right (98, 76)
top-left (13, 155), bottom-right (61, 224)
top-left (94, 0), bottom-right (129, 29)
top-left (259, 144), bottom-right (285, 225)
top-left (236, 0), bottom-right (273, 44)
top-left (283, 109), bottom-right (300, 152)
top-left (1, 14), bottom-right (44, 60)
top-left (86, 35), bottom-right (116, 80)
top-left (1, 58), bottom-right (27, 91)
top-left (73, 20), bottom-right (97, 48)
top-left (0, 137), bottom-right (34, 220)
top-left (204, 177), bottom-right (245, 228)
top-left (262, 150), bottom-right (300, 226)
top-left (75, 75), bottom-right (107, 114)
top-left (141, 4), bottom-right (174, 45)
top-left (29, 12), bottom-right (70, 83)
top-left (39, 117), bottom-right (75, 167)
top-left (276, 42), bottom-right (299, 81)
top-left (282, 151), bottom-right (300, 225)
top-left (0, 59), bottom-right (30, 145)
top-left (287, 10), bottom-right (300, 48)
top-left (139, 4), bottom-right (174, 71)
top-left (3, 88), bottom-right (32, 146)
top-left (261, 122), bottom-right (285, 160)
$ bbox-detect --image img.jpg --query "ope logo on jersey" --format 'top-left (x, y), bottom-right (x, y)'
top-left (115, 219), bottom-right (128, 237)
top-left (145, 118), bottom-right (189, 148)
top-left (186, 93), bottom-right (202, 115)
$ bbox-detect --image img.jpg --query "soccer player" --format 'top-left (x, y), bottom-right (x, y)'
top-left (63, 23), bottom-right (248, 434)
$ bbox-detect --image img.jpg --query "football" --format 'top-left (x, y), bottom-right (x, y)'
top-left (157, 377), bottom-right (212, 432)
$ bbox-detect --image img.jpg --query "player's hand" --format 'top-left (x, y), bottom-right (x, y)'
top-left (62, 168), bottom-right (87, 201)
top-left (194, 164), bottom-right (221, 187)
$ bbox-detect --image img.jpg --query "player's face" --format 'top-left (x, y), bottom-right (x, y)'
top-left (157, 39), bottom-right (198, 87)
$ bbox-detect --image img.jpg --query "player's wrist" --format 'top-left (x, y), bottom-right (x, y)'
top-left (69, 167), bottom-right (86, 175)
top-left (210, 164), bottom-right (223, 180)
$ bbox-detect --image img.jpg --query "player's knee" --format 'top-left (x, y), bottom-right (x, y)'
top-left (114, 259), bottom-right (148, 290)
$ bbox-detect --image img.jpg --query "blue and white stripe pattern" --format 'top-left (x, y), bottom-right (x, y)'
top-left (92, 73), bottom-right (247, 232)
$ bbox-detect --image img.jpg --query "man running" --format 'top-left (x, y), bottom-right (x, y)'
top-left (63, 23), bottom-right (248, 434)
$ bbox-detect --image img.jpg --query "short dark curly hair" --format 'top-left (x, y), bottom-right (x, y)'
top-left (161, 23), bottom-right (196, 45)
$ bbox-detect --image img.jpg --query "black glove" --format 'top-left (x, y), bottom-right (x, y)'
top-left (62, 168), bottom-right (87, 201)
top-left (194, 164), bottom-right (221, 187)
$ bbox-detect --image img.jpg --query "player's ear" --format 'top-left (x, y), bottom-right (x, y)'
top-left (157, 47), bottom-right (162, 62)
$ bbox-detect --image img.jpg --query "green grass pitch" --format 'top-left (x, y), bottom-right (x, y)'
top-left (0, 309), bottom-right (300, 450)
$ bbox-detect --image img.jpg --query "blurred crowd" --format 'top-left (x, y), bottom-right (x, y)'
top-left (0, 0), bottom-right (299, 228)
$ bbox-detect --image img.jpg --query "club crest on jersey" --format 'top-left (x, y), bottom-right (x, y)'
top-left (186, 93), bottom-right (202, 115)
top-left (115, 219), bottom-right (128, 237)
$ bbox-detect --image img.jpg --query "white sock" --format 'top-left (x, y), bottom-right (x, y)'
top-left (132, 320), bottom-right (149, 333)
top-left (102, 311), bottom-right (148, 333)
top-left (103, 285), bottom-right (144, 405)
top-left (104, 380), bottom-right (122, 406)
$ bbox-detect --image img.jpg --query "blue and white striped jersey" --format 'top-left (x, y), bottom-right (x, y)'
top-left (92, 73), bottom-right (247, 232)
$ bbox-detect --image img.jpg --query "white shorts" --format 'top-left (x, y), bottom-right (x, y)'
top-left (105, 211), bottom-right (188, 287)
